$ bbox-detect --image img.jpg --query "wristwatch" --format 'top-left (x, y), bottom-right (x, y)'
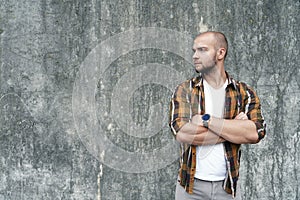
top-left (202, 114), bottom-right (211, 128)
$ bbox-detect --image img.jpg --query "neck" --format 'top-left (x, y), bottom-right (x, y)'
top-left (202, 67), bottom-right (227, 89)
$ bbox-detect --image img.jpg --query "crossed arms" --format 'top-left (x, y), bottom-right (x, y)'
top-left (175, 112), bottom-right (258, 145)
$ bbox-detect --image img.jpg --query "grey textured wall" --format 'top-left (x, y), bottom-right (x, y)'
top-left (0, 0), bottom-right (299, 199)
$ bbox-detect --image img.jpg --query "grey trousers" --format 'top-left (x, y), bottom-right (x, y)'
top-left (175, 178), bottom-right (241, 200)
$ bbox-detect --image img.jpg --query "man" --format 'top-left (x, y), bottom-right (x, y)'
top-left (169, 31), bottom-right (266, 199)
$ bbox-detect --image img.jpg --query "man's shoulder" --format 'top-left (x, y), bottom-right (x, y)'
top-left (230, 78), bottom-right (259, 98)
top-left (175, 76), bottom-right (200, 89)
top-left (237, 80), bottom-right (255, 91)
top-left (228, 76), bottom-right (254, 90)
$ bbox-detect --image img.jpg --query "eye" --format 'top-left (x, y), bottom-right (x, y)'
top-left (198, 47), bottom-right (207, 51)
top-left (192, 47), bottom-right (208, 53)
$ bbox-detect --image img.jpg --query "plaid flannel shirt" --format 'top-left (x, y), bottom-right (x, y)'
top-left (169, 72), bottom-right (266, 197)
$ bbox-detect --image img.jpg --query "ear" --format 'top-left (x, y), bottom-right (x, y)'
top-left (217, 48), bottom-right (226, 60)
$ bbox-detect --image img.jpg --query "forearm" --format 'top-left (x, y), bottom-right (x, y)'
top-left (176, 122), bottom-right (226, 145)
top-left (189, 131), bottom-right (225, 145)
top-left (209, 117), bottom-right (258, 144)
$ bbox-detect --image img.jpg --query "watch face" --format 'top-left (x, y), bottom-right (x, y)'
top-left (202, 114), bottom-right (210, 121)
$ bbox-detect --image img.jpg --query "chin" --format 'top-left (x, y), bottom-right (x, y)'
top-left (195, 66), bottom-right (203, 73)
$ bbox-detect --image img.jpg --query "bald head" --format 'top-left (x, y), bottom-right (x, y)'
top-left (195, 31), bottom-right (228, 59)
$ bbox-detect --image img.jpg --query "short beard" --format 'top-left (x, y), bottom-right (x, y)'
top-left (195, 65), bottom-right (214, 74)
top-left (195, 60), bottom-right (217, 74)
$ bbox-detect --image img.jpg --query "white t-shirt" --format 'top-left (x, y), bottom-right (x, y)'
top-left (194, 79), bottom-right (228, 181)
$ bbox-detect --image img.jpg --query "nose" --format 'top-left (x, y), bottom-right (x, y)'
top-left (193, 51), bottom-right (198, 60)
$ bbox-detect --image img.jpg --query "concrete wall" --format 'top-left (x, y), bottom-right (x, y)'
top-left (0, 0), bottom-right (299, 199)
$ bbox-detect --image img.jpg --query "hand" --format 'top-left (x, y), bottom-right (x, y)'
top-left (235, 112), bottom-right (248, 120)
top-left (191, 114), bottom-right (203, 126)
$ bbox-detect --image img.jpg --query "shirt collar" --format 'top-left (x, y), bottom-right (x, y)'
top-left (192, 71), bottom-right (238, 90)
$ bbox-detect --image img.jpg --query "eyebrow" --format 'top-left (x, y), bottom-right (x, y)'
top-left (192, 46), bottom-right (209, 51)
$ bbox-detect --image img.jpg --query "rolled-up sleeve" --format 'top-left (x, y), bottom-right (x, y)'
top-left (169, 84), bottom-right (191, 137)
top-left (244, 84), bottom-right (266, 141)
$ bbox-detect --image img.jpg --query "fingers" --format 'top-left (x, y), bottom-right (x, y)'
top-left (235, 112), bottom-right (248, 120)
top-left (191, 114), bottom-right (202, 125)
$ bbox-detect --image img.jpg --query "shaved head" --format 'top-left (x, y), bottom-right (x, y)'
top-left (195, 31), bottom-right (228, 59)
